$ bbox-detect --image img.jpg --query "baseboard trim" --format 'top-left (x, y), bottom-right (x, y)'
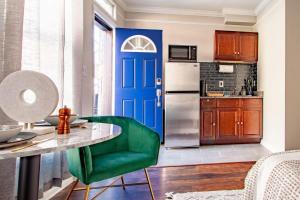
top-left (40, 177), bottom-right (75, 200)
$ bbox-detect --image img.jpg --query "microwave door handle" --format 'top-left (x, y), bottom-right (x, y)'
top-left (188, 47), bottom-right (191, 60)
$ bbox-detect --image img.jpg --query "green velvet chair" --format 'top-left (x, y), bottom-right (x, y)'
top-left (65, 116), bottom-right (160, 200)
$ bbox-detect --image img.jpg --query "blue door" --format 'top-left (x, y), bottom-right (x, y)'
top-left (115, 28), bottom-right (163, 141)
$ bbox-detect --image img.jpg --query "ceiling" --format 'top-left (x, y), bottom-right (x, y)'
top-left (122, 0), bottom-right (264, 12)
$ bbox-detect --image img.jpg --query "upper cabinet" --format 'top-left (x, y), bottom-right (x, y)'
top-left (214, 31), bottom-right (238, 61)
top-left (214, 30), bottom-right (258, 63)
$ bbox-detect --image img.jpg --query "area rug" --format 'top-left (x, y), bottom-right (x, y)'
top-left (165, 189), bottom-right (244, 200)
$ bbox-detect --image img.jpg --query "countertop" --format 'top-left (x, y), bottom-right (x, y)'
top-left (200, 96), bottom-right (263, 99)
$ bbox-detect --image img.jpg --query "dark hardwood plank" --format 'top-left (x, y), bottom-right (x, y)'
top-left (51, 162), bottom-right (255, 200)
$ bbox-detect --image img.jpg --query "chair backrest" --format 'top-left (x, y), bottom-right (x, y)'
top-left (81, 116), bottom-right (130, 155)
top-left (82, 116), bottom-right (160, 163)
top-left (126, 118), bottom-right (160, 163)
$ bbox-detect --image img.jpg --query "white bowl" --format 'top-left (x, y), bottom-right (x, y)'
top-left (44, 114), bottom-right (78, 126)
top-left (0, 125), bottom-right (23, 143)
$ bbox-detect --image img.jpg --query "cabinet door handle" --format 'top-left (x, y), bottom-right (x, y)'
top-left (237, 122), bottom-right (240, 125)
top-left (212, 123), bottom-right (216, 126)
top-left (237, 52), bottom-right (240, 55)
top-left (241, 122), bottom-right (243, 125)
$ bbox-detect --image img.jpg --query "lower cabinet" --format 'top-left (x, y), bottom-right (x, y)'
top-left (200, 98), bottom-right (262, 145)
top-left (200, 109), bottom-right (216, 144)
top-left (216, 108), bottom-right (240, 142)
top-left (239, 108), bottom-right (262, 140)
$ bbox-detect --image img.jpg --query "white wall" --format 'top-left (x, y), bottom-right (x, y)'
top-left (71, 0), bottom-right (94, 116)
top-left (255, 0), bottom-right (286, 152)
top-left (285, 0), bottom-right (300, 150)
top-left (124, 12), bottom-right (255, 63)
top-left (256, 0), bottom-right (300, 152)
top-left (72, 0), bottom-right (125, 116)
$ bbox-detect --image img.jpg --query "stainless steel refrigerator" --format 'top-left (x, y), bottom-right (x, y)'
top-left (164, 62), bottom-right (200, 148)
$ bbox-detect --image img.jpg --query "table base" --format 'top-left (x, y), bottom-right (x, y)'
top-left (18, 155), bottom-right (41, 200)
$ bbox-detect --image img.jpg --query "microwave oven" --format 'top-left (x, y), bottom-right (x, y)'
top-left (168, 45), bottom-right (197, 62)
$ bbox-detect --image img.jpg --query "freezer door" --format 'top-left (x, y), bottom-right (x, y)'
top-left (165, 93), bottom-right (200, 148)
top-left (165, 62), bottom-right (200, 91)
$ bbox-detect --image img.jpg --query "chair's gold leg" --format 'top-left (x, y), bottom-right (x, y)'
top-left (144, 168), bottom-right (155, 200)
top-left (84, 185), bottom-right (90, 200)
top-left (65, 179), bottom-right (79, 200)
top-left (121, 176), bottom-right (126, 190)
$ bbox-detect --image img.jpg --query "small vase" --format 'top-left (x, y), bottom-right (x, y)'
top-left (247, 87), bottom-right (253, 96)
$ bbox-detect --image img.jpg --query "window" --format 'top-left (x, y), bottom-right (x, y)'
top-left (95, 0), bottom-right (116, 19)
top-left (22, 0), bottom-right (73, 112)
top-left (93, 15), bottom-right (113, 115)
top-left (121, 35), bottom-right (157, 53)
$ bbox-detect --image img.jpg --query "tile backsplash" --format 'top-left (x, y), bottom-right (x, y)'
top-left (200, 62), bottom-right (257, 93)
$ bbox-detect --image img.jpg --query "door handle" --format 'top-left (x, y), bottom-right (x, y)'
top-left (156, 89), bottom-right (162, 107)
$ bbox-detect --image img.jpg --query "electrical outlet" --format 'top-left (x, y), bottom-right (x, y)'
top-left (219, 81), bottom-right (224, 88)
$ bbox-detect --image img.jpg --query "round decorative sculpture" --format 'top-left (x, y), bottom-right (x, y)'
top-left (0, 70), bottom-right (59, 123)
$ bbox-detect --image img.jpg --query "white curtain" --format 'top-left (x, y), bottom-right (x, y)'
top-left (0, 0), bottom-right (25, 199)
top-left (22, 0), bottom-right (98, 196)
top-left (0, 0), bottom-right (98, 198)
top-left (21, 0), bottom-right (72, 198)
top-left (0, 0), bottom-right (25, 124)
top-left (22, 0), bottom-right (73, 111)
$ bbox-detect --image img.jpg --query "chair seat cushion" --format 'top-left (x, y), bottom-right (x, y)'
top-left (87, 151), bottom-right (156, 183)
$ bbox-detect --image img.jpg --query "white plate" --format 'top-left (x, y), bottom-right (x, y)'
top-left (0, 125), bottom-right (23, 143)
top-left (35, 119), bottom-right (88, 128)
top-left (0, 132), bottom-right (37, 149)
top-left (70, 119), bottom-right (88, 128)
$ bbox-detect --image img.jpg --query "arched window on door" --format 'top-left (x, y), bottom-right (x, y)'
top-left (121, 35), bottom-right (157, 53)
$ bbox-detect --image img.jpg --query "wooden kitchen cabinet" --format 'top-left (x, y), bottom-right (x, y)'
top-left (214, 30), bottom-right (258, 63)
top-left (200, 99), bottom-right (216, 144)
top-left (200, 98), bottom-right (216, 108)
top-left (216, 98), bottom-right (241, 108)
top-left (216, 108), bottom-right (240, 142)
top-left (200, 109), bottom-right (216, 144)
top-left (240, 108), bottom-right (262, 140)
top-left (238, 32), bottom-right (258, 62)
top-left (239, 99), bottom-right (262, 141)
top-left (200, 98), bottom-right (263, 145)
top-left (214, 31), bottom-right (237, 61)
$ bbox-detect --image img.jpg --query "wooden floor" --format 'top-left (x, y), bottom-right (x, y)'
top-left (52, 162), bottom-right (255, 200)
